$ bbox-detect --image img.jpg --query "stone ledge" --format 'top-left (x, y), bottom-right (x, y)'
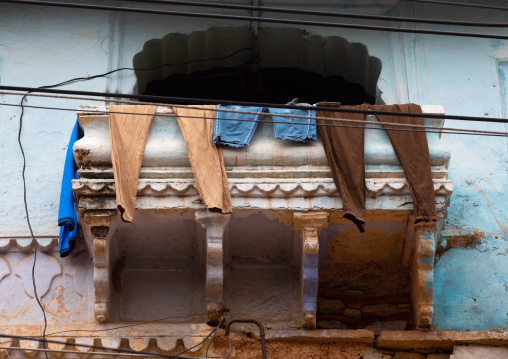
top-left (253, 329), bottom-right (375, 343)
top-left (376, 331), bottom-right (508, 351)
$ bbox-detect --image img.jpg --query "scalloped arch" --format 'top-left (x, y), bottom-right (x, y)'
top-left (133, 27), bottom-right (382, 97)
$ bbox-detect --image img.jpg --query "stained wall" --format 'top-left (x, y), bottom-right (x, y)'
top-left (0, 0), bottom-right (507, 330)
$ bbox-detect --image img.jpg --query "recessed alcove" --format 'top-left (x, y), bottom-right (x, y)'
top-left (108, 211), bottom-right (208, 323)
top-left (223, 210), bottom-right (302, 329)
top-left (317, 214), bottom-right (414, 331)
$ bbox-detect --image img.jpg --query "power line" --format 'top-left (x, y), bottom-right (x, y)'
top-left (3, 90), bottom-right (506, 136)
top-left (117, 0), bottom-right (508, 27)
top-left (2, 0), bottom-right (508, 40)
top-left (2, 101), bottom-right (507, 137)
top-left (2, 84), bottom-right (508, 124)
top-left (409, 0), bottom-right (508, 11)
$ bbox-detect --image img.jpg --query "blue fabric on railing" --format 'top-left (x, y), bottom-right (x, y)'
top-left (58, 119), bottom-right (81, 257)
top-left (212, 105), bottom-right (317, 147)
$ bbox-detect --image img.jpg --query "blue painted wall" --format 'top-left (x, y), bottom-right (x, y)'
top-left (0, 0), bottom-right (507, 330)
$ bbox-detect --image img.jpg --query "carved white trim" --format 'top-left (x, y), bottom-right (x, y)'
top-left (0, 324), bottom-right (212, 354)
top-left (195, 211), bottom-right (230, 324)
top-left (411, 221), bottom-right (439, 329)
top-left (82, 210), bottom-right (117, 323)
top-left (293, 212), bottom-right (329, 329)
top-left (73, 178), bottom-right (453, 198)
top-left (0, 237), bottom-right (59, 252)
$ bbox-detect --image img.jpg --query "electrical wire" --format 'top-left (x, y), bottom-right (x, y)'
top-left (175, 322), bottom-right (220, 357)
top-left (17, 91), bottom-right (49, 359)
top-left (118, 0), bottom-right (508, 27)
top-left (2, 85), bottom-right (508, 124)
top-left (2, 101), bottom-right (507, 137)
top-left (205, 325), bottom-right (220, 358)
top-left (2, 0), bottom-right (508, 40)
top-left (223, 336), bottom-right (232, 359)
top-left (2, 347), bottom-right (151, 357)
top-left (2, 91), bottom-right (507, 137)
top-left (7, 47), bottom-right (250, 359)
top-left (0, 333), bottom-right (219, 359)
top-left (409, 0), bottom-right (508, 11)
top-left (0, 312), bottom-right (214, 347)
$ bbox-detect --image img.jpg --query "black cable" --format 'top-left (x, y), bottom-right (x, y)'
top-left (409, 0), bottom-right (508, 11)
top-left (2, 84), bottom-right (508, 124)
top-left (2, 0), bottom-right (508, 40)
top-left (118, 0), bottom-right (508, 27)
top-left (0, 312), bottom-right (213, 347)
top-left (0, 334), bottom-right (215, 359)
top-left (176, 322), bottom-right (219, 357)
top-left (13, 47), bottom-right (251, 91)
top-left (8, 47), bottom-right (249, 359)
top-left (205, 324), bottom-right (220, 358)
top-left (17, 91), bottom-right (49, 359)
top-left (224, 336), bottom-right (232, 359)
top-left (3, 101), bottom-right (506, 137)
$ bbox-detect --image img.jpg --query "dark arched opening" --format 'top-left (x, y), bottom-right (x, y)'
top-left (134, 27), bottom-right (382, 105)
top-left (144, 67), bottom-right (374, 105)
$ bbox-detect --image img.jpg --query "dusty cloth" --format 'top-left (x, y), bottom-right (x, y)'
top-left (317, 103), bottom-right (370, 232)
top-left (109, 105), bottom-right (158, 222)
top-left (372, 104), bottom-right (437, 224)
top-left (173, 105), bottom-right (232, 214)
top-left (317, 103), bottom-right (436, 232)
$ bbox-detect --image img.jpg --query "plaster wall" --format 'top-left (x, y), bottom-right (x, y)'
top-left (0, 0), bottom-right (507, 331)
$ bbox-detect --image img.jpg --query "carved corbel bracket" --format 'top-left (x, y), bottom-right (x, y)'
top-left (195, 211), bottom-right (230, 324)
top-left (411, 219), bottom-right (442, 330)
top-left (293, 212), bottom-right (329, 329)
top-left (83, 210), bottom-right (117, 323)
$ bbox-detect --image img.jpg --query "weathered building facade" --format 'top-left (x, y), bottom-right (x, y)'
top-left (1, 0), bottom-right (507, 358)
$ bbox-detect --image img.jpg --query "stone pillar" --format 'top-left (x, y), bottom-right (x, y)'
top-left (293, 212), bottom-right (329, 329)
top-left (195, 211), bottom-right (230, 324)
top-left (83, 210), bottom-right (116, 323)
top-left (412, 221), bottom-right (438, 329)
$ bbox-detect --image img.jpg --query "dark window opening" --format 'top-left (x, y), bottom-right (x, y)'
top-left (144, 67), bottom-right (375, 105)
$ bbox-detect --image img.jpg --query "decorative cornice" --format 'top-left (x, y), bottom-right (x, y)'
top-left (0, 237), bottom-right (59, 252)
top-left (0, 324), bottom-right (211, 354)
top-left (73, 178), bottom-right (453, 199)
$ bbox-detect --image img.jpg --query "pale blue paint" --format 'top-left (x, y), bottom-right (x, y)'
top-left (0, 0), bottom-right (507, 330)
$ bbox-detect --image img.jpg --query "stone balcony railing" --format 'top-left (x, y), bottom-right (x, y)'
top-left (72, 105), bottom-right (452, 331)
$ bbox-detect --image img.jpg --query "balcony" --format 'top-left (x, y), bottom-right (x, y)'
top-left (73, 105), bottom-right (452, 331)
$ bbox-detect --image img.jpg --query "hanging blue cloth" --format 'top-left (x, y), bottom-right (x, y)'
top-left (58, 119), bottom-right (81, 257)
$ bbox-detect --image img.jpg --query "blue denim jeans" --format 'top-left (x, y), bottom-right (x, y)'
top-left (213, 106), bottom-right (267, 147)
top-left (213, 105), bottom-right (316, 147)
top-left (270, 107), bottom-right (317, 142)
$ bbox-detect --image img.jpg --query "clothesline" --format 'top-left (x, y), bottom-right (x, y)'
top-left (3, 85), bottom-right (508, 123)
top-left (2, 94), bottom-right (507, 137)
top-left (1, 101), bottom-right (506, 137)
